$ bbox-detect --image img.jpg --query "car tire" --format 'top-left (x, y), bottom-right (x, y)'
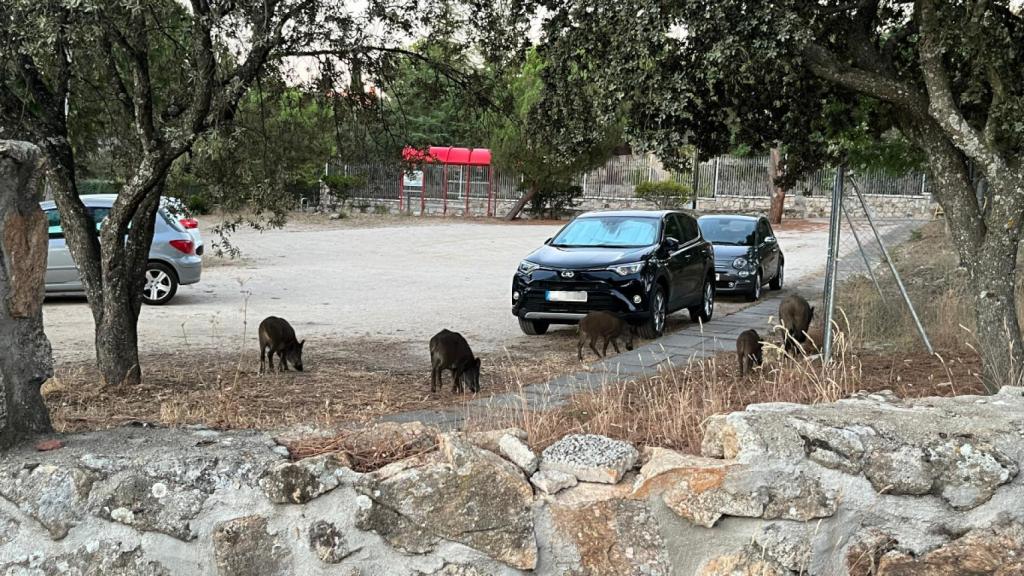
top-left (638, 285), bottom-right (667, 339)
top-left (770, 260), bottom-right (784, 290)
top-left (518, 318), bottom-right (549, 335)
top-left (746, 271), bottom-right (762, 301)
top-left (142, 262), bottom-right (178, 305)
top-left (689, 277), bottom-right (715, 323)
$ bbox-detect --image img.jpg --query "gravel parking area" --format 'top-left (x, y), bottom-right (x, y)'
top-left (43, 215), bottom-right (832, 365)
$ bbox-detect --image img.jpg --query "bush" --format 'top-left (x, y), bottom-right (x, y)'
top-left (634, 180), bottom-right (691, 209)
top-left (526, 182), bottom-right (583, 219)
top-left (185, 194), bottom-right (212, 215)
top-left (322, 174), bottom-right (366, 209)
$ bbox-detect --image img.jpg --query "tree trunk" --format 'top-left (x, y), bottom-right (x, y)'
top-left (94, 180), bottom-right (164, 388)
top-left (970, 243), bottom-right (1023, 393)
top-left (767, 147), bottom-right (786, 225)
top-left (0, 141), bottom-right (54, 448)
top-left (504, 184), bottom-right (539, 221)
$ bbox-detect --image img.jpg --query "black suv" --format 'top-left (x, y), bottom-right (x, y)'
top-left (697, 214), bottom-right (784, 301)
top-left (512, 210), bottom-right (716, 338)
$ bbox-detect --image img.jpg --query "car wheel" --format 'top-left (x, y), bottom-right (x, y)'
top-left (770, 260), bottom-right (784, 290)
top-left (689, 277), bottom-right (715, 323)
top-left (746, 271), bottom-right (762, 301)
top-left (142, 262), bottom-right (178, 305)
top-left (518, 318), bottom-right (549, 335)
top-left (638, 285), bottom-right (667, 339)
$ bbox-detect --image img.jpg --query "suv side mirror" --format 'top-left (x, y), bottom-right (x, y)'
top-left (763, 236), bottom-right (776, 245)
top-left (663, 236), bottom-right (680, 251)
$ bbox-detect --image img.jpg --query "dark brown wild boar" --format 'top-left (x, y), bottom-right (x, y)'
top-left (259, 316), bottom-right (305, 373)
top-left (577, 311), bottom-right (635, 361)
top-left (778, 295), bottom-right (814, 354)
top-left (429, 329), bottom-right (481, 393)
top-left (736, 329), bottom-right (763, 376)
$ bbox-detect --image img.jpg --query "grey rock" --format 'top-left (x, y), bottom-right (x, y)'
top-left (0, 509), bottom-right (18, 546)
top-left (540, 434), bottom-right (639, 484)
top-left (754, 523), bottom-right (812, 572)
top-left (422, 565), bottom-right (490, 576)
top-left (0, 540), bottom-right (170, 576)
top-left (465, 427), bottom-right (528, 454)
top-left (270, 445), bottom-right (290, 458)
top-left (864, 445), bottom-right (935, 496)
top-left (354, 493), bottom-right (439, 554)
top-left (97, 474), bottom-right (208, 541)
top-left (530, 469), bottom-right (577, 495)
top-left (788, 417), bottom-right (868, 474)
top-left (547, 497), bottom-right (672, 575)
top-left (259, 453), bottom-right (352, 504)
top-left (498, 434), bottom-right (539, 474)
top-left (664, 467), bottom-right (836, 528)
top-left (212, 515), bottom-right (293, 576)
top-left (928, 438), bottom-right (1018, 510)
top-left (0, 463), bottom-right (98, 539)
top-left (329, 213), bottom-right (343, 220)
top-left (309, 520), bottom-right (358, 564)
top-left (356, 435), bottom-right (537, 569)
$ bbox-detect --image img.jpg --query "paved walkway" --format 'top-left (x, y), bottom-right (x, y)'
top-left (381, 218), bottom-right (927, 430)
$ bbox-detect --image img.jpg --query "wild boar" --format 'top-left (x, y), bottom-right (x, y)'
top-left (577, 311), bottom-right (635, 361)
top-left (429, 329), bottom-right (481, 393)
top-left (259, 316), bottom-right (305, 372)
top-left (736, 329), bottom-right (763, 376)
top-left (779, 295), bottom-right (815, 354)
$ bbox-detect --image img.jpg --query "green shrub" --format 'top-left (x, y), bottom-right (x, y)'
top-left (322, 174), bottom-right (366, 209)
top-left (634, 180), bottom-right (691, 209)
top-left (185, 194), bottom-right (212, 215)
top-left (526, 182), bottom-right (583, 219)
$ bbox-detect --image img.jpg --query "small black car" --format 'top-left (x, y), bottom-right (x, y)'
top-left (512, 210), bottom-right (716, 338)
top-left (697, 214), bottom-right (784, 301)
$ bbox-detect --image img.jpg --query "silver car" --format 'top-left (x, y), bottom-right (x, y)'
top-left (42, 194), bottom-right (203, 305)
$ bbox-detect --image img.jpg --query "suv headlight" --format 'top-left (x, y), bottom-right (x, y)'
top-left (732, 257), bottom-right (748, 270)
top-left (609, 261), bottom-right (645, 276)
top-left (518, 260), bottom-right (540, 274)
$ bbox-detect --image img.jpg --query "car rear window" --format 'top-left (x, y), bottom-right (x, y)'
top-left (552, 216), bottom-right (660, 248)
top-left (159, 208), bottom-right (186, 232)
top-left (698, 217), bottom-right (757, 246)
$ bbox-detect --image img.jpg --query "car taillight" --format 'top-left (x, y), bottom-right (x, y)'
top-left (169, 239), bottom-right (195, 255)
top-left (179, 218), bottom-right (199, 229)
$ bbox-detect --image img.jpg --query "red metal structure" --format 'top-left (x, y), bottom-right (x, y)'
top-left (400, 147), bottom-right (494, 216)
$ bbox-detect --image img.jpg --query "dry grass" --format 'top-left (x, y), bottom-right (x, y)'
top-left (837, 221), bottom-right (1024, 354)
top-left (43, 341), bottom-right (578, 433)
top-left (467, 334), bottom-right (984, 454)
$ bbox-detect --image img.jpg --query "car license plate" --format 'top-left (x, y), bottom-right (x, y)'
top-left (546, 290), bottom-right (587, 303)
top-left (715, 273), bottom-right (720, 281)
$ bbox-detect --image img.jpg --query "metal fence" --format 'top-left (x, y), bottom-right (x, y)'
top-left (817, 168), bottom-right (936, 362)
top-left (322, 153), bottom-right (934, 213)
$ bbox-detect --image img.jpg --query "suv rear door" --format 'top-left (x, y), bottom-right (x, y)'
top-left (756, 217), bottom-right (780, 279)
top-left (676, 213), bottom-right (705, 307)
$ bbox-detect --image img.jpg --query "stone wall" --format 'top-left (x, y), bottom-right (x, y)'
top-left (340, 194), bottom-right (936, 221)
top-left (2, 388), bottom-right (1023, 575)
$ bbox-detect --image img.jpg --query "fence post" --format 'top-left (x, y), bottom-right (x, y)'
top-left (822, 165), bottom-right (844, 364)
top-left (465, 166), bottom-right (470, 217)
top-left (920, 173), bottom-right (927, 196)
top-left (421, 165), bottom-right (426, 216)
top-left (712, 157), bottom-right (721, 198)
top-left (691, 149), bottom-right (699, 209)
top-left (487, 166), bottom-right (494, 217)
top-left (442, 164), bottom-right (448, 216)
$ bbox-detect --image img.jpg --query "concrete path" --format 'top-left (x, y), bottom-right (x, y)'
top-left (380, 218), bottom-right (928, 430)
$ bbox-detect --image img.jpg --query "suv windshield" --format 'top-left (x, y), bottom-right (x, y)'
top-left (699, 218), bottom-right (757, 246)
top-left (551, 216), bottom-right (660, 248)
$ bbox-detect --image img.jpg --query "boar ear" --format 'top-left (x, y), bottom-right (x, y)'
top-left (475, 358), bottom-right (481, 369)
top-left (300, 339), bottom-right (306, 349)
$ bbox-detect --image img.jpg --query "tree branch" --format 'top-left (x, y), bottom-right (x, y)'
top-left (916, 0), bottom-right (1004, 174)
top-left (802, 42), bottom-right (929, 114)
